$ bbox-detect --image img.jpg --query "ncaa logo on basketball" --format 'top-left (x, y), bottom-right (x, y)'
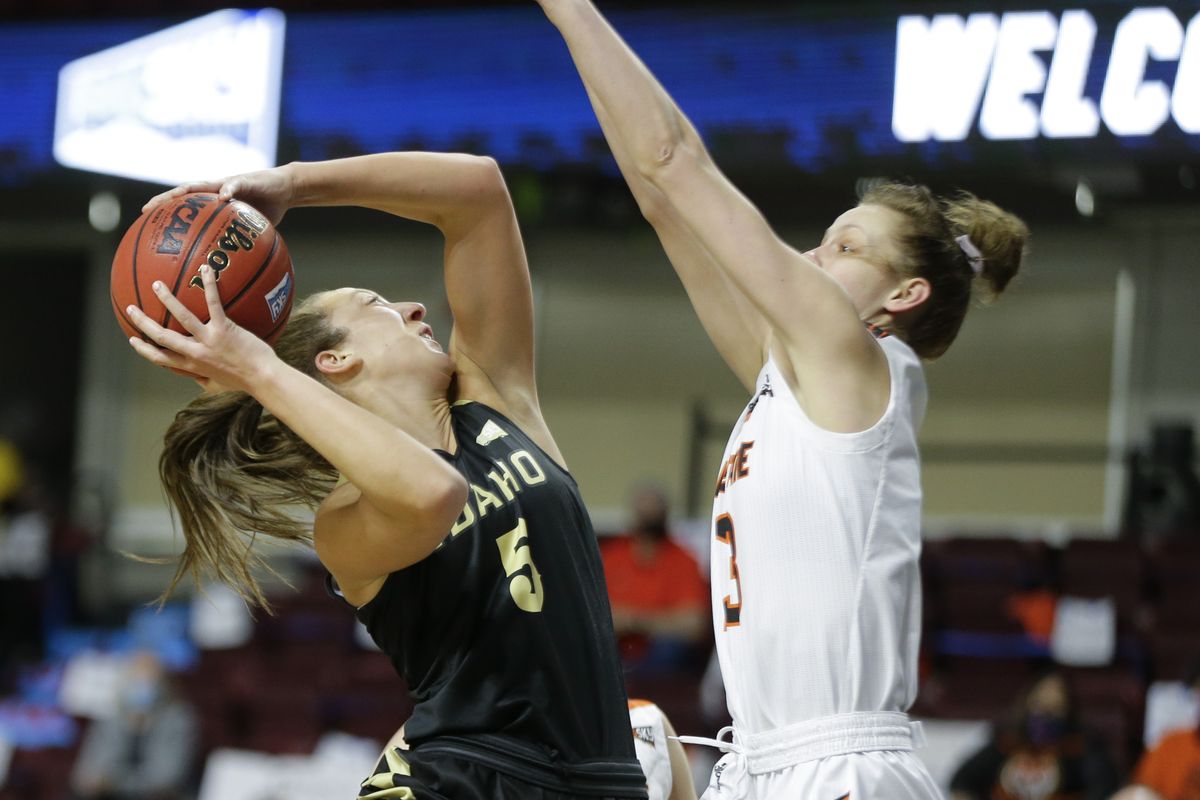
top-left (156, 194), bottom-right (213, 255)
top-left (265, 272), bottom-right (293, 323)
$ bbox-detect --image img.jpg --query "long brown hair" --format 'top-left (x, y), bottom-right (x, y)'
top-left (861, 183), bottom-right (1029, 359)
top-left (156, 296), bottom-right (346, 609)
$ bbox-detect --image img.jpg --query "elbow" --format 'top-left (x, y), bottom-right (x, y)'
top-left (425, 471), bottom-right (470, 536)
top-left (634, 138), bottom-right (682, 183)
top-left (396, 471), bottom-right (468, 561)
top-left (437, 156), bottom-right (511, 234)
top-left (468, 156), bottom-right (509, 203)
top-left (634, 116), bottom-right (707, 183)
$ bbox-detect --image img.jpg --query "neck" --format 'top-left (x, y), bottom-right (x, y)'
top-left (349, 383), bottom-right (457, 453)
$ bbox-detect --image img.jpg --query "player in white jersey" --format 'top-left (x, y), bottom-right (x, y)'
top-left (534, 2), bottom-right (1029, 797)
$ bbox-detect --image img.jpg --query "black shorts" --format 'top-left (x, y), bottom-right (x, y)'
top-left (358, 743), bottom-right (649, 800)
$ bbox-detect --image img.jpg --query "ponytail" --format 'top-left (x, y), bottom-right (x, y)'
top-left (156, 300), bottom-right (346, 609)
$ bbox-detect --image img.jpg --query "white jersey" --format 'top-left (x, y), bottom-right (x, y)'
top-left (711, 335), bottom-right (927, 734)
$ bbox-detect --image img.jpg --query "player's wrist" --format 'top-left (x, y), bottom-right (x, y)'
top-left (240, 351), bottom-right (290, 400)
top-left (280, 162), bottom-right (310, 208)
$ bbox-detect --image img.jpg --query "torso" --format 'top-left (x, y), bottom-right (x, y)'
top-left (347, 401), bottom-right (639, 771)
top-left (709, 335), bottom-right (928, 733)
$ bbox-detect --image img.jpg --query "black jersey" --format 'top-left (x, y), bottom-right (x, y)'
top-left (351, 402), bottom-right (645, 797)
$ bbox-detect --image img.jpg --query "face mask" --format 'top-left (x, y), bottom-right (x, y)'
top-left (122, 680), bottom-right (161, 712)
top-left (1026, 713), bottom-right (1066, 746)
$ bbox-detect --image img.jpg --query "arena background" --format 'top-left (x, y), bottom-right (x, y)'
top-left (1, 1), bottom-right (1198, 798)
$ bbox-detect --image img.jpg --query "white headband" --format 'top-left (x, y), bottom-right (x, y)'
top-left (955, 234), bottom-right (984, 276)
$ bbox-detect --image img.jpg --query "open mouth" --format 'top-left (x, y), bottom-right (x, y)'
top-left (418, 324), bottom-right (441, 349)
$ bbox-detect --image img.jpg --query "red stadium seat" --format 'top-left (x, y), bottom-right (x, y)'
top-left (1064, 665), bottom-right (1146, 767)
top-left (927, 537), bottom-right (1050, 588)
top-left (913, 659), bottom-right (1031, 721)
top-left (241, 686), bottom-right (323, 755)
top-left (940, 584), bottom-right (1027, 634)
top-left (328, 688), bottom-right (414, 745)
top-left (1059, 539), bottom-right (1147, 628)
top-left (1147, 627), bottom-right (1200, 683)
top-left (1077, 701), bottom-right (1135, 775)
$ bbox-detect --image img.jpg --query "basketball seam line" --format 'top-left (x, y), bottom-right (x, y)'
top-left (111, 290), bottom-right (147, 342)
top-left (129, 207), bottom-right (159, 315)
top-left (163, 199), bottom-right (230, 328)
top-left (222, 234), bottom-right (281, 311)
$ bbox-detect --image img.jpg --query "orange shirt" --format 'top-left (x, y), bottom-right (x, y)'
top-left (600, 534), bottom-right (708, 614)
top-left (1135, 728), bottom-right (1200, 800)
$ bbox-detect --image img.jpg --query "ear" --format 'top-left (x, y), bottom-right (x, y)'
top-left (315, 349), bottom-right (363, 381)
top-left (884, 276), bottom-right (931, 315)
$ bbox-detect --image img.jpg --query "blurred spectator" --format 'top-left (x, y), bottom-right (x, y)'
top-left (0, 441), bottom-right (50, 685)
top-left (70, 650), bottom-right (198, 800)
top-left (1130, 665), bottom-right (1200, 800)
top-left (600, 484), bottom-right (708, 671)
top-left (948, 671), bottom-right (1120, 800)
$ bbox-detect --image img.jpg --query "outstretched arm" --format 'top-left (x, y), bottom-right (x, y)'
top-left (538, 1), bottom-right (887, 420)
top-left (579, 83), bottom-right (768, 391)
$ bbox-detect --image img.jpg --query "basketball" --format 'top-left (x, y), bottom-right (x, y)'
top-left (110, 193), bottom-right (295, 346)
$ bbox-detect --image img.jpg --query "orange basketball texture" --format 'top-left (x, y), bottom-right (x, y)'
top-left (111, 193), bottom-right (295, 346)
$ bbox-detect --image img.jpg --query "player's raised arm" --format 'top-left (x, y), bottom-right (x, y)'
top-left (283, 154), bottom-right (539, 415)
top-left (537, 0), bottom-right (898, 424)
top-left (575, 82), bottom-right (769, 392)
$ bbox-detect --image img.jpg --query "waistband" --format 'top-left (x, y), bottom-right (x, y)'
top-left (414, 734), bottom-right (649, 798)
top-left (677, 711), bottom-right (926, 775)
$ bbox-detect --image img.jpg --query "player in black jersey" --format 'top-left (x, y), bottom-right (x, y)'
top-left (124, 153), bottom-right (648, 799)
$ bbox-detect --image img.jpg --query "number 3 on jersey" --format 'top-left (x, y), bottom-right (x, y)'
top-left (496, 519), bottom-right (545, 613)
top-left (715, 513), bottom-right (742, 629)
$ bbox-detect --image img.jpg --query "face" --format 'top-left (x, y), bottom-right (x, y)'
top-left (631, 487), bottom-right (669, 531)
top-left (1025, 674), bottom-right (1069, 718)
top-left (802, 204), bottom-right (917, 319)
top-left (316, 288), bottom-right (453, 389)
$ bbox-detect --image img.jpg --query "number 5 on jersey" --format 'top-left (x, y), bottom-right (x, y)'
top-left (496, 518), bottom-right (545, 613)
top-left (715, 513), bottom-right (742, 629)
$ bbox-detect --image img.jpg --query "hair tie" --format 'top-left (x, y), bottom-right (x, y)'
top-left (955, 234), bottom-right (984, 276)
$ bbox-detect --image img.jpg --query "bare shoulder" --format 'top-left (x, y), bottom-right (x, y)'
top-left (773, 325), bottom-right (892, 434)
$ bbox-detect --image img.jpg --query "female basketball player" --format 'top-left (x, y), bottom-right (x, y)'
top-left (533, 2), bottom-right (1028, 798)
top-left (125, 152), bottom-right (648, 800)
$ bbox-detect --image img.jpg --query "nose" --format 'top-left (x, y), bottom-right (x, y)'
top-left (804, 247), bottom-right (822, 267)
top-left (401, 302), bottom-right (426, 323)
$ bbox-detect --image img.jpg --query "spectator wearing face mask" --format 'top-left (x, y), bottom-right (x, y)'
top-left (948, 671), bottom-right (1120, 800)
top-left (600, 483), bottom-right (708, 671)
top-left (70, 650), bottom-right (198, 800)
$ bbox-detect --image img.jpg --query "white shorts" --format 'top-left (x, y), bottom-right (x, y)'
top-left (689, 712), bottom-right (943, 800)
top-left (701, 749), bottom-right (942, 800)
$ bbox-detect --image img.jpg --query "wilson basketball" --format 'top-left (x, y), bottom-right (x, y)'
top-left (111, 193), bottom-right (295, 346)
